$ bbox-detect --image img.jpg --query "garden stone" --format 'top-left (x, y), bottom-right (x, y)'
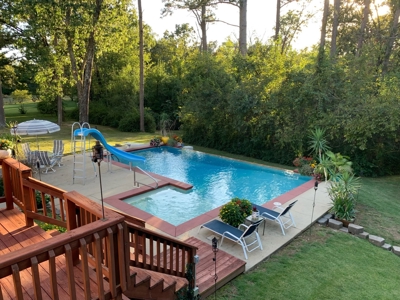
top-left (348, 224), bottom-right (364, 235)
top-left (381, 243), bottom-right (392, 251)
top-left (339, 227), bottom-right (348, 233)
top-left (317, 217), bottom-right (328, 225)
top-left (328, 219), bottom-right (343, 229)
top-left (323, 213), bottom-right (333, 219)
top-left (392, 246), bottom-right (400, 256)
top-left (356, 232), bottom-right (369, 239)
top-left (369, 235), bottom-right (385, 247)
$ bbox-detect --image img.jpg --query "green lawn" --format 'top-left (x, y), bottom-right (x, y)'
top-left (2, 101), bottom-right (400, 299)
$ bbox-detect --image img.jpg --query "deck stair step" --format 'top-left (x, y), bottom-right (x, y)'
top-left (124, 267), bottom-right (187, 300)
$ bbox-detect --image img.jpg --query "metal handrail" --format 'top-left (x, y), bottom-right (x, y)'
top-left (133, 166), bottom-right (158, 189)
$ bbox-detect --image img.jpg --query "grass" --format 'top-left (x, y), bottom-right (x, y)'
top-left (215, 226), bottom-right (400, 299)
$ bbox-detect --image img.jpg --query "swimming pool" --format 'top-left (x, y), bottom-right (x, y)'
top-left (122, 147), bottom-right (310, 226)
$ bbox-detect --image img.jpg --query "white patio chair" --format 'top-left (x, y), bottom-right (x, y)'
top-left (36, 151), bottom-right (57, 173)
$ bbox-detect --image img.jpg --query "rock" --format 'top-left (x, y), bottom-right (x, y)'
top-left (348, 224), bottom-right (364, 235)
top-left (369, 235), bottom-right (385, 247)
top-left (328, 219), bottom-right (343, 230)
top-left (356, 232), bottom-right (369, 239)
top-left (392, 246), bottom-right (400, 256)
top-left (317, 217), bottom-right (328, 225)
top-left (381, 243), bottom-right (392, 251)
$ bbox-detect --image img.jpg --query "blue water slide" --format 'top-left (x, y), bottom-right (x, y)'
top-left (73, 128), bottom-right (145, 163)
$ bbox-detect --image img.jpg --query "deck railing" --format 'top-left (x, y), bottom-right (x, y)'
top-left (0, 157), bottom-right (198, 298)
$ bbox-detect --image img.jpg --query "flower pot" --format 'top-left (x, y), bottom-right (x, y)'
top-left (161, 137), bottom-right (169, 144)
top-left (0, 149), bottom-right (10, 159)
top-left (176, 142), bottom-right (182, 147)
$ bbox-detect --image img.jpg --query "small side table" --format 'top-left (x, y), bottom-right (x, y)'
top-left (245, 215), bottom-right (265, 235)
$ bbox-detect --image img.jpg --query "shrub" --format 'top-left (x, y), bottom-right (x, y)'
top-left (37, 100), bottom-right (57, 114)
top-left (118, 109), bottom-right (156, 133)
top-left (219, 198), bottom-right (252, 227)
top-left (18, 104), bottom-right (28, 114)
top-left (11, 89), bottom-right (30, 103)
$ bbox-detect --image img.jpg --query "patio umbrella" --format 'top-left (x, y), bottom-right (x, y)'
top-left (10, 119), bottom-right (60, 150)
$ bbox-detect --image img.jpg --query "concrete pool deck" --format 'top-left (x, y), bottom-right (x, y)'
top-left (37, 150), bottom-right (332, 272)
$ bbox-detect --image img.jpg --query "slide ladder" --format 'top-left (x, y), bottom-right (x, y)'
top-left (71, 122), bottom-right (96, 184)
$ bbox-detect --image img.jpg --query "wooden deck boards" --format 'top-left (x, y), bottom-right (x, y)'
top-left (184, 237), bottom-right (246, 298)
top-left (0, 208), bottom-right (109, 300)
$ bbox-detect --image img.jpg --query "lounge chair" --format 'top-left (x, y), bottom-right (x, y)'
top-left (198, 219), bottom-right (263, 259)
top-left (52, 140), bottom-right (64, 167)
top-left (36, 151), bottom-right (57, 173)
top-left (253, 200), bottom-right (298, 236)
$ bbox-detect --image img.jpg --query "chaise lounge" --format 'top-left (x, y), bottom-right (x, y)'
top-left (252, 200), bottom-right (298, 236)
top-left (198, 219), bottom-right (263, 259)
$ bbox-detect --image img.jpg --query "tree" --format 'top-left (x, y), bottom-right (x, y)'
top-left (330, 0), bottom-right (341, 59)
top-left (274, 0), bottom-right (300, 40)
top-left (318, 0), bottom-right (330, 63)
top-left (381, 0), bottom-right (400, 75)
top-left (138, 0), bottom-right (145, 132)
top-left (356, 0), bottom-right (371, 56)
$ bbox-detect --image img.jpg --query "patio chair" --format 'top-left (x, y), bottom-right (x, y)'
top-left (52, 140), bottom-right (64, 167)
top-left (36, 150), bottom-right (57, 173)
top-left (22, 143), bottom-right (36, 168)
top-left (252, 200), bottom-right (298, 236)
top-left (198, 219), bottom-right (263, 259)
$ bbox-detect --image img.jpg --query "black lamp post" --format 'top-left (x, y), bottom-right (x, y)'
top-left (310, 180), bottom-right (319, 235)
top-left (92, 140), bottom-right (105, 219)
top-left (212, 237), bottom-right (218, 300)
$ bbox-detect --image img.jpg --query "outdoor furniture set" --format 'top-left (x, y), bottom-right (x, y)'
top-left (21, 140), bottom-right (64, 174)
top-left (199, 200), bottom-right (298, 259)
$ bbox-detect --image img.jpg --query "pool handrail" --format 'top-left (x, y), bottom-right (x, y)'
top-left (133, 166), bottom-right (158, 189)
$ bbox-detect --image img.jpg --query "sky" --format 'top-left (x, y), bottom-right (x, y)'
top-left (141, 0), bottom-right (322, 50)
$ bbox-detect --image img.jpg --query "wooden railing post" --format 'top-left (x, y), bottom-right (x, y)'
top-left (2, 161), bottom-right (13, 210)
top-left (65, 197), bottom-right (79, 264)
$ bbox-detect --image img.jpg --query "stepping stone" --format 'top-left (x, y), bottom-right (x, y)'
top-left (348, 224), bottom-right (364, 235)
top-left (369, 235), bottom-right (385, 247)
top-left (356, 232), bottom-right (369, 239)
top-left (392, 246), bottom-right (400, 256)
top-left (382, 243), bottom-right (392, 251)
top-left (328, 219), bottom-right (343, 229)
top-left (317, 217), bottom-right (328, 225)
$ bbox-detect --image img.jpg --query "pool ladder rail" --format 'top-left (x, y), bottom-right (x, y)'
top-left (133, 166), bottom-right (158, 189)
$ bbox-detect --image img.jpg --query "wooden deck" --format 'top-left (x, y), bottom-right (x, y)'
top-left (0, 208), bottom-right (111, 300)
top-left (184, 237), bottom-right (246, 298)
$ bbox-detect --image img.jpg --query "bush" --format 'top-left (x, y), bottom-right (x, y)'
top-left (68, 107), bottom-right (79, 121)
top-left (219, 198), bottom-right (252, 227)
top-left (37, 100), bottom-right (57, 115)
top-left (18, 104), bottom-right (28, 114)
top-left (118, 109), bottom-right (156, 133)
top-left (11, 89), bottom-right (30, 103)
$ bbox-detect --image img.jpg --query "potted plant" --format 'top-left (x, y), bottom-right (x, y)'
top-left (0, 137), bottom-right (12, 159)
top-left (173, 134), bottom-right (183, 147)
top-left (251, 206), bottom-right (259, 220)
top-left (219, 198), bottom-right (252, 227)
top-left (159, 113), bottom-right (172, 144)
top-left (328, 172), bottom-right (361, 226)
top-left (150, 137), bottom-right (162, 147)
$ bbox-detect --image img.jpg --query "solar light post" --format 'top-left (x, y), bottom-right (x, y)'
top-left (310, 181), bottom-right (319, 235)
top-left (212, 237), bottom-right (219, 300)
top-left (92, 140), bottom-right (105, 220)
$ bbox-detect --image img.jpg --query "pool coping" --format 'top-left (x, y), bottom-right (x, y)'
top-left (105, 151), bottom-right (316, 237)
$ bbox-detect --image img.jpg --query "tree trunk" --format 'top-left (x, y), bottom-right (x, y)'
top-left (275, 0), bottom-right (281, 40)
top-left (382, 4), bottom-right (400, 75)
top-left (318, 0), bottom-right (330, 63)
top-left (330, 0), bottom-right (340, 59)
top-left (201, 4), bottom-right (207, 52)
top-left (239, 0), bottom-right (247, 56)
top-left (138, 0), bottom-right (145, 132)
top-left (65, 1), bottom-right (103, 124)
top-left (0, 74), bottom-right (5, 127)
top-left (356, 0), bottom-right (370, 57)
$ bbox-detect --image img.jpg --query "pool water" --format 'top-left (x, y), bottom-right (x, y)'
top-left (122, 147), bottom-right (310, 226)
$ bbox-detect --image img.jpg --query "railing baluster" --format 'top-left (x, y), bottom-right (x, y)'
top-left (106, 228), bottom-right (117, 298)
top-left (93, 233), bottom-right (105, 300)
top-left (11, 264), bottom-right (23, 300)
top-left (64, 244), bottom-right (77, 300)
top-left (79, 238), bottom-right (91, 300)
top-left (48, 250), bottom-right (59, 299)
top-left (30, 257), bottom-right (42, 299)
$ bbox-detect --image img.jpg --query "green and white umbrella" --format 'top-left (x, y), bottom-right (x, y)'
top-left (11, 119), bottom-right (60, 150)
